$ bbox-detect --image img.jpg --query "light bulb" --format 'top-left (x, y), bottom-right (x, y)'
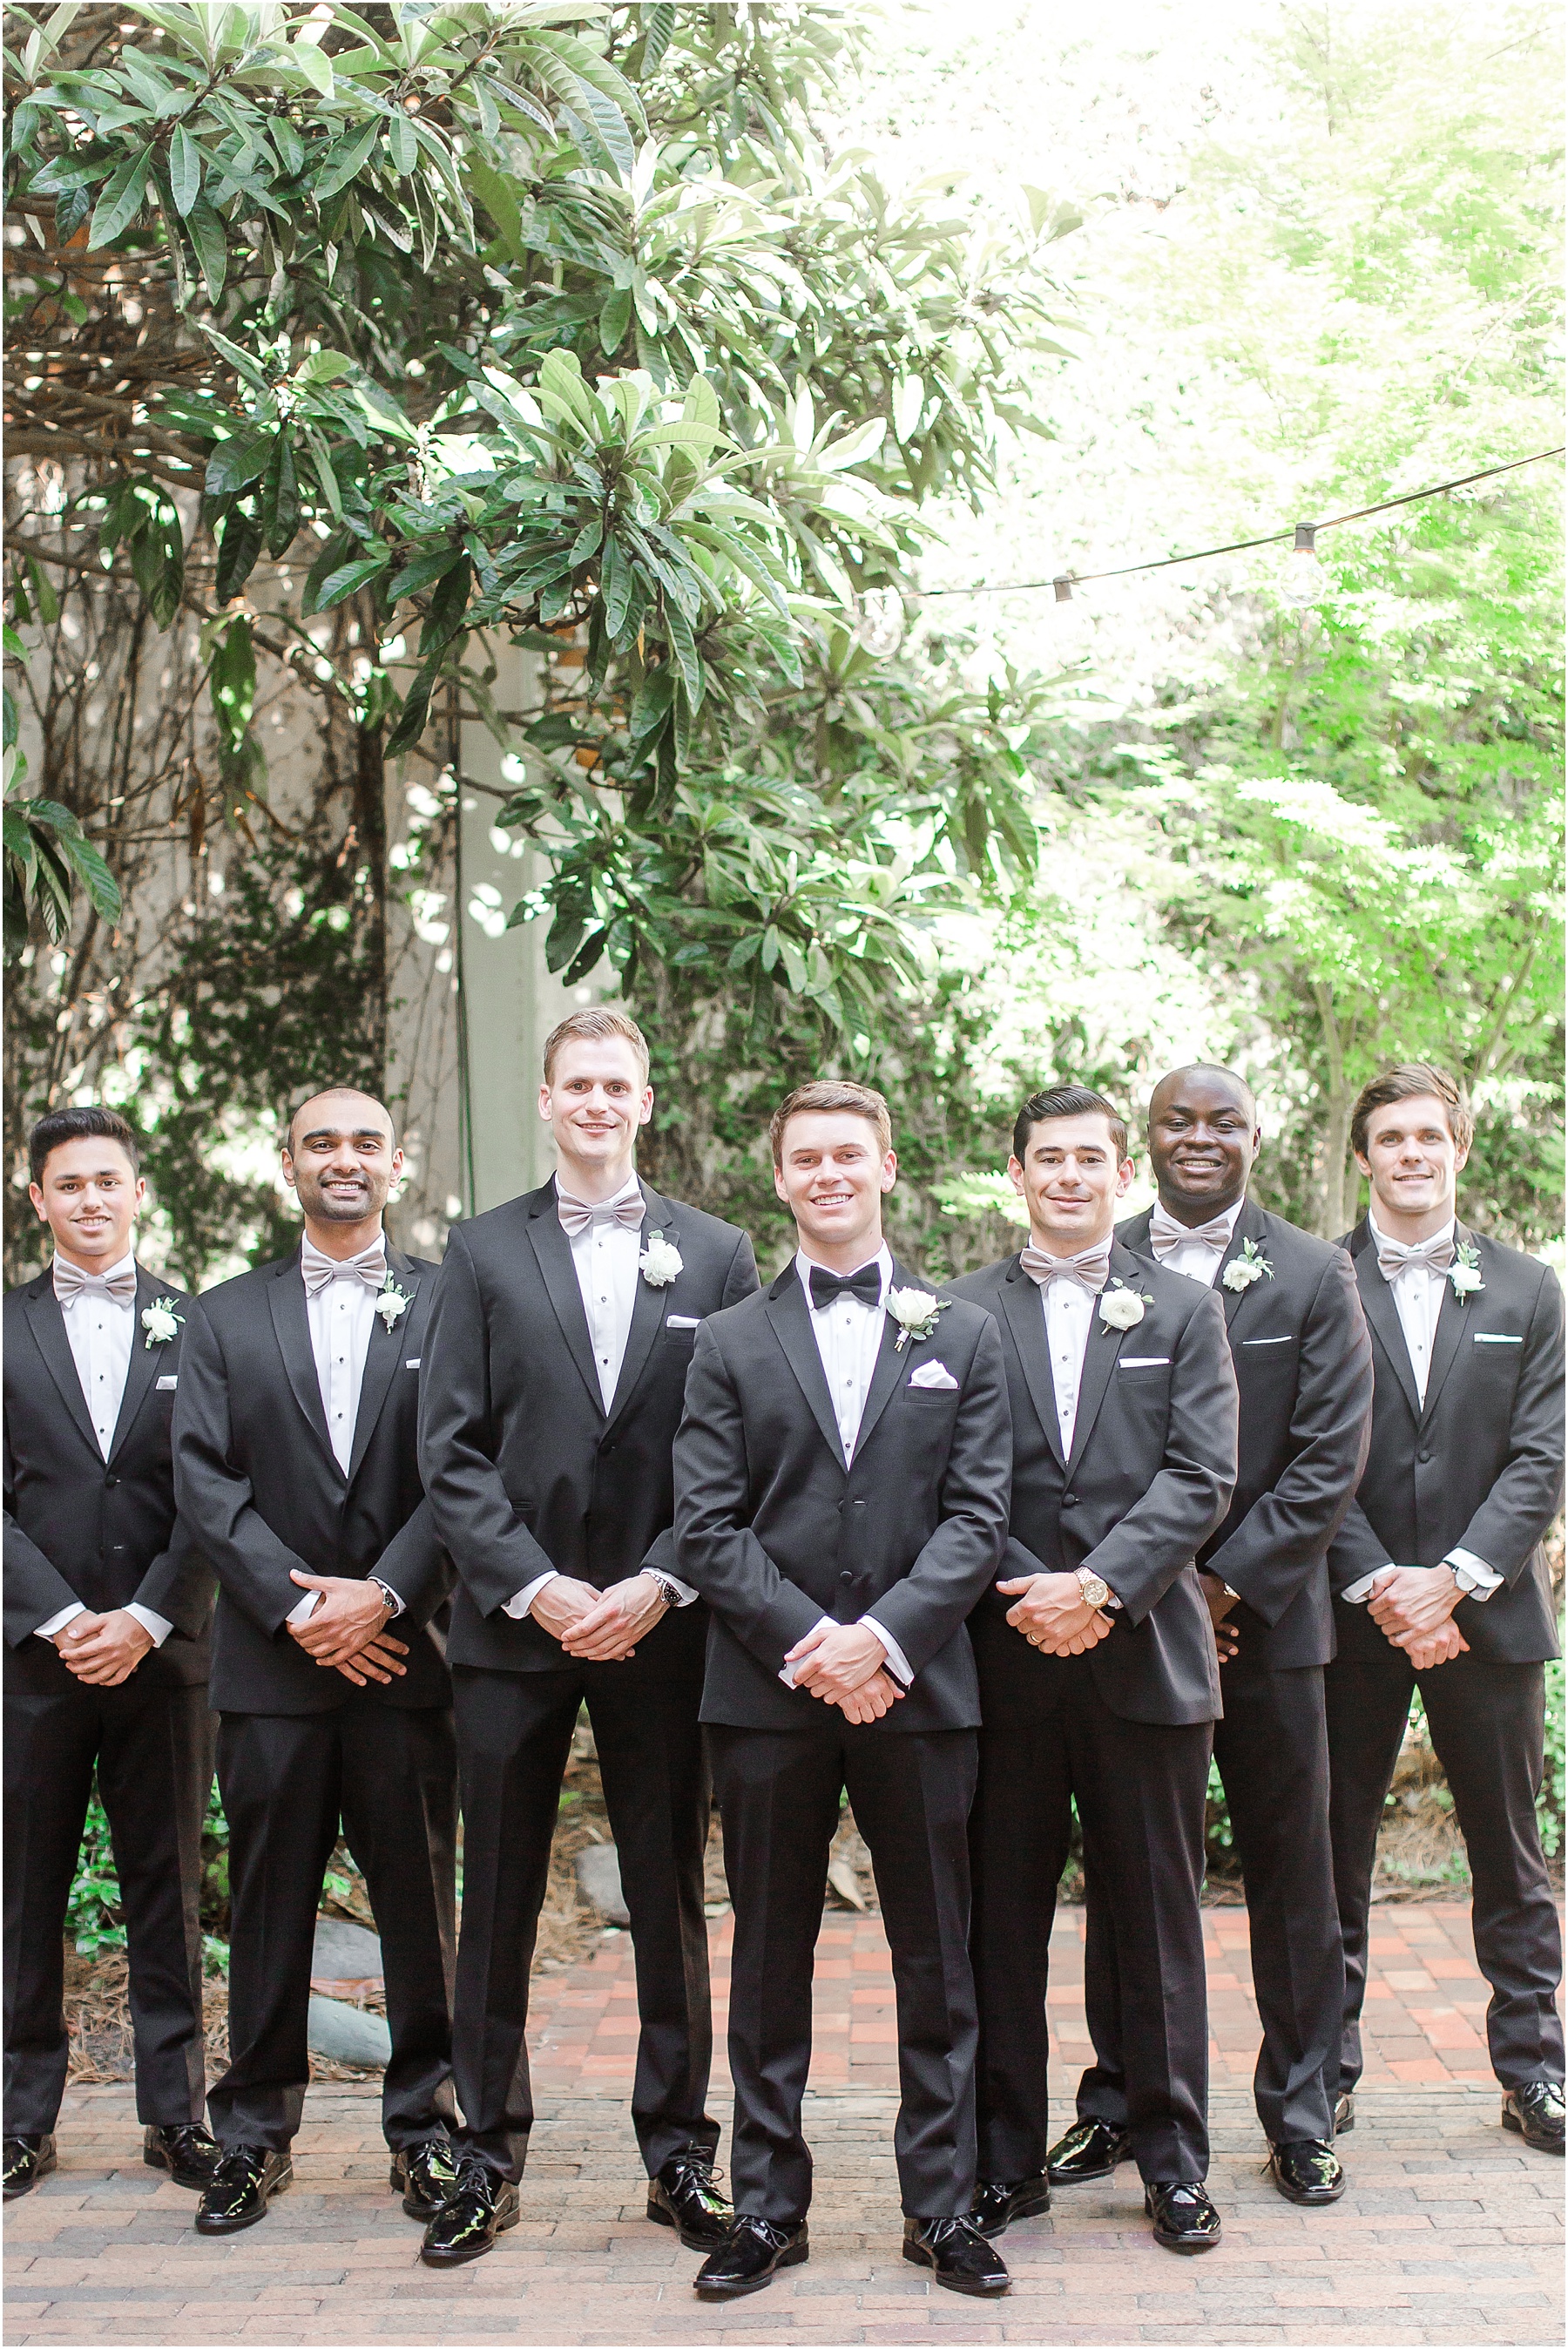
top-left (853, 587), bottom-right (905, 657)
top-left (1282, 522), bottom-right (1328, 607)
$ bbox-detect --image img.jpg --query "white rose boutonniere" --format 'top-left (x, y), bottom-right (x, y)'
top-left (1449, 1241), bottom-right (1484, 1300)
top-left (1221, 1238), bottom-right (1274, 1293)
top-left (375, 1275), bottom-right (413, 1328)
top-left (1098, 1279), bottom-right (1152, 1332)
top-left (639, 1229), bottom-right (684, 1288)
top-left (886, 1287), bottom-right (950, 1351)
top-left (140, 1296), bottom-right (184, 1350)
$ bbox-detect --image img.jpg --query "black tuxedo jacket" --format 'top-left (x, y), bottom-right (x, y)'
top-left (4, 1263), bottom-right (213, 1696)
top-left (672, 1259), bottom-right (1012, 1735)
top-left (1327, 1218), bottom-right (1563, 1666)
top-left (172, 1243), bottom-right (451, 1713)
top-left (418, 1178), bottom-right (759, 1673)
top-left (1118, 1201), bottom-right (1374, 1669)
top-left (950, 1242), bottom-right (1238, 1727)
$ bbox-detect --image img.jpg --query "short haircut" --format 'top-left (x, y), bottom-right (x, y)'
top-left (1013, 1085), bottom-right (1129, 1165)
top-left (29, 1104), bottom-right (141, 1187)
top-left (1149, 1063), bottom-right (1256, 1121)
top-left (543, 1006), bottom-right (650, 1086)
top-left (770, 1080), bottom-right (893, 1164)
top-left (1350, 1063), bottom-right (1473, 1160)
top-left (284, 1086), bottom-right (395, 1156)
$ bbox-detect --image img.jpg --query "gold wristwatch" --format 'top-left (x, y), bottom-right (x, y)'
top-left (1075, 1567), bottom-right (1111, 1610)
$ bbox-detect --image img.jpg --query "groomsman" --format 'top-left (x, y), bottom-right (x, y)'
top-left (952, 1086), bottom-right (1237, 2254)
top-left (4, 1108), bottom-right (218, 2199)
top-left (174, 1089), bottom-right (458, 2231)
top-left (1057, 1066), bottom-right (1373, 2205)
top-left (416, 1009), bottom-right (758, 2266)
top-left (674, 1080), bottom-right (1015, 2300)
top-left (1327, 1065), bottom-right (1564, 2153)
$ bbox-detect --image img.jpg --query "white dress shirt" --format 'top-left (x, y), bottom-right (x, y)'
top-left (507, 1169), bottom-right (696, 1621)
top-left (35, 1252), bottom-right (172, 1648)
top-left (780, 1244), bottom-right (913, 1689)
top-left (1342, 1212), bottom-right (1500, 1605)
top-left (1041, 1272), bottom-right (1097, 1459)
top-left (1154, 1197), bottom-right (1245, 1290)
top-left (290, 1233), bottom-right (402, 1626)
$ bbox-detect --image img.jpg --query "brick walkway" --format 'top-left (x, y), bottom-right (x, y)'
top-left (9, 1905), bottom-right (1563, 2347)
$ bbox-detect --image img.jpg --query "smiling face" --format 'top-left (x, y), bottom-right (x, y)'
top-left (1010, 1111), bottom-right (1133, 1253)
top-left (540, 1035), bottom-right (652, 1190)
top-left (773, 1110), bottom-right (896, 1267)
top-left (1147, 1066), bottom-right (1260, 1222)
top-left (1355, 1093), bottom-right (1469, 1237)
top-left (30, 1137), bottom-right (145, 1270)
top-left (282, 1091), bottom-right (402, 1240)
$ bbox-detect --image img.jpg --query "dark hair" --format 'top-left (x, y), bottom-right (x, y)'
top-left (770, 1079), bottom-right (893, 1164)
top-left (29, 1104), bottom-right (141, 1187)
top-left (1350, 1064), bottom-right (1473, 1161)
top-left (1012, 1085), bottom-right (1129, 1165)
top-left (282, 1086), bottom-right (395, 1155)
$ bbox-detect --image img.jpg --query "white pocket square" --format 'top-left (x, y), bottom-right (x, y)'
top-left (1473, 1332), bottom-right (1522, 1344)
top-left (1118, 1356), bottom-right (1171, 1369)
top-left (666, 1314), bottom-right (701, 1329)
top-left (909, 1359), bottom-right (958, 1390)
top-left (404, 1357), bottom-right (421, 1369)
top-left (155, 1374), bottom-right (178, 1390)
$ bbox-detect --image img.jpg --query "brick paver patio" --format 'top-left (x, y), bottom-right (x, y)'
top-left (7, 1904), bottom-right (1563, 2347)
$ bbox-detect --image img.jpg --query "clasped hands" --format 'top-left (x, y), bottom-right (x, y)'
top-left (533, 1571), bottom-right (671, 1661)
top-left (287, 1570), bottom-right (409, 1685)
top-left (999, 1569), bottom-right (1115, 1656)
top-left (1363, 1564), bottom-right (1469, 1669)
top-left (50, 1608), bottom-right (155, 1687)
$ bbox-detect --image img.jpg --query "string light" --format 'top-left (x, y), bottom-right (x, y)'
top-left (925, 447), bottom-right (1564, 605)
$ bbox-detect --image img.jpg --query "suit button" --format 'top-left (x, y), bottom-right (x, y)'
top-left (104, 1474), bottom-right (119, 1488)
top-left (840, 1571), bottom-right (854, 1583)
top-left (1061, 1493), bottom-right (1078, 1508)
top-left (1417, 1448), bottom-right (1432, 1464)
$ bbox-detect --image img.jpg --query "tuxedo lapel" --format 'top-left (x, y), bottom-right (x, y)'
top-left (267, 1256), bottom-right (339, 1471)
top-left (1349, 1222), bottom-right (1422, 1422)
top-left (1066, 1243), bottom-right (1142, 1479)
top-left (998, 1258), bottom-right (1065, 1469)
top-left (524, 1186), bottom-right (604, 1418)
top-left (105, 1266), bottom-right (166, 1464)
top-left (22, 1274), bottom-right (99, 1459)
top-left (849, 1264), bottom-right (917, 1459)
top-left (764, 1269), bottom-right (848, 1472)
top-left (347, 1253), bottom-right (420, 1485)
top-left (604, 1185), bottom-right (671, 1428)
top-left (1419, 1222), bottom-right (1471, 1427)
top-left (1216, 1197), bottom-right (1270, 1327)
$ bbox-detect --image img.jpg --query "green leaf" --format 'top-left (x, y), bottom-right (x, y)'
top-left (663, 597), bottom-right (703, 708)
top-left (598, 285), bottom-right (631, 355)
top-left (87, 142), bottom-right (152, 247)
top-left (204, 429), bottom-right (272, 498)
top-left (260, 434), bottom-right (301, 558)
top-left (213, 505), bottom-right (263, 602)
top-left (169, 121), bottom-right (201, 215)
top-left (388, 111), bottom-right (416, 174)
top-left (186, 193), bottom-right (227, 298)
top-left (601, 534), bottom-right (632, 637)
top-left (313, 118), bottom-right (381, 206)
top-left (313, 552), bottom-right (390, 612)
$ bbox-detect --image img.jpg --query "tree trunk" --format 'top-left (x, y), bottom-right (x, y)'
top-left (1310, 979), bottom-right (1355, 1237)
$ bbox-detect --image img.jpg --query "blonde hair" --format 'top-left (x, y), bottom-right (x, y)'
top-left (769, 1080), bottom-right (893, 1164)
top-left (542, 1006), bottom-right (651, 1086)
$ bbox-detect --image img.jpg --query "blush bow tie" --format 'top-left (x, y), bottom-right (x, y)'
top-left (1149, 1203), bottom-right (1236, 1257)
top-left (52, 1258), bottom-right (138, 1306)
top-left (301, 1241), bottom-right (387, 1297)
top-left (556, 1190), bottom-right (646, 1237)
top-left (1374, 1229), bottom-right (1455, 1283)
top-left (1020, 1239), bottom-right (1112, 1295)
top-left (808, 1262), bottom-right (882, 1311)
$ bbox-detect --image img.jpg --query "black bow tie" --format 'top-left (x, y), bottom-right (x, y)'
top-left (808, 1262), bottom-right (882, 1312)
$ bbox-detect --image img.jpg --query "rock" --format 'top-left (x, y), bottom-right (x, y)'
top-left (576, 1842), bottom-right (629, 1925)
top-left (312, 1917), bottom-right (382, 1979)
top-left (307, 1994), bottom-right (391, 2069)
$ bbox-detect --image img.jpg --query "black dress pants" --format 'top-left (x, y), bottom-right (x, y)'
top-left (1325, 1653), bottom-right (1564, 2094)
top-left (972, 1660), bottom-right (1213, 2185)
top-left (708, 1722), bottom-right (979, 2225)
top-left (451, 1638), bottom-right (717, 2182)
top-left (1077, 1658), bottom-right (1343, 2147)
top-left (207, 1697), bottom-right (457, 2151)
top-left (4, 1673), bottom-right (212, 2136)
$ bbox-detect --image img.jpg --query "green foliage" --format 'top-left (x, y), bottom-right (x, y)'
top-left (1540, 1658), bottom-right (1565, 1862)
top-left (68, 1777), bottom-right (230, 1963)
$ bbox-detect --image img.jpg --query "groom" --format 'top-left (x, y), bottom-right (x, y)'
top-left (674, 1080), bottom-right (1014, 2301)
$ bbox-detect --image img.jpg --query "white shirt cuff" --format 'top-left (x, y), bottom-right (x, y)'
top-left (36, 1601), bottom-right (86, 1642)
top-left (1446, 1547), bottom-right (1503, 1599)
top-left (861, 1615), bottom-right (912, 1686)
top-left (287, 1590), bottom-right (322, 1625)
top-left (125, 1603), bottom-right (172, 1646)
top-left (779, 1615), bottom-right (835, 1688)
top-left (504, 1569), bottom-right (558, 1620)
top-left (1341, 1566), bottom-right (1399, 1604)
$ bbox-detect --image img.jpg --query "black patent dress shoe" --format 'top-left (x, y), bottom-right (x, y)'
top-left (970, 2172), bottom-right (1051, 2237)
top-left (1145, 2179), bottom-right (1223, 2253)
top-left (420, 2159), bottom-right (520, 2265)
top-left (1267, 2138), bottom-right (1346, 2205)
top-left (1502, 2082), bottom-right (1565, 2154)
top-left (144, 2122), bottom-right (221, 2190)
top-left (647, 2150), bottom-right (733, 2249)
top-left (3, 2136), bottom-right (56, 2200)
top-left (903, 2215), bottom-right (1011, 2296)
top-left (693, 2215), bottom-right (808, 2299)
top-left (1046, 2115), bottom-right (1132, 2183)
top-left (1333, 2090), bottom-right (1355, 2134)
top-left (390, 2138), bottom-right (460, 2218)
top-left (194, 2145), bottom-right (293, 2234)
